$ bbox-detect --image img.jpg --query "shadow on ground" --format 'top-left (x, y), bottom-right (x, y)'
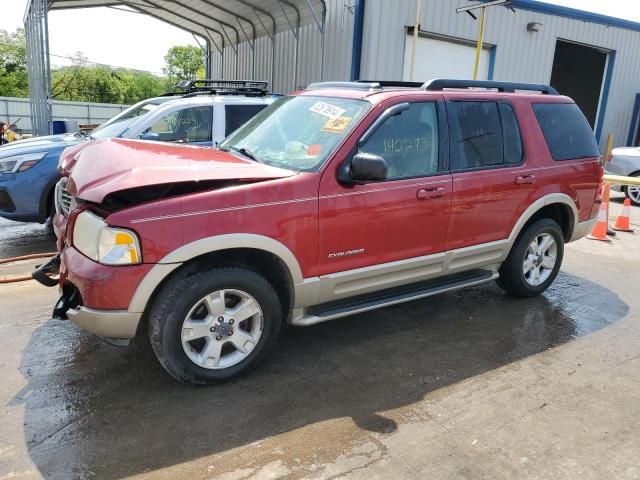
top-left (13, 272), bottom-right (628, 479)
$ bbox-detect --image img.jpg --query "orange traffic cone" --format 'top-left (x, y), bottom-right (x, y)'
top-left (587, 202), bottom-right (612, 242)
top-left (613, 198), bottom-right (634, 232)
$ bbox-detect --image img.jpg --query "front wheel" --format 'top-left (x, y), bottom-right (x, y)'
top-left (625, 172), bottom-right (640, 206)
top-left (148, 266), bottom-right (283, 384)
top-left (496, 218), bottom-right (564, 297)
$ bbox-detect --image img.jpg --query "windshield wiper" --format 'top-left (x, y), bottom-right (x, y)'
top-left (228, 146), bottom-right (260, 163)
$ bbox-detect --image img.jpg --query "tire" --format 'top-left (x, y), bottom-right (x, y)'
top-left (496, 218), bottom-right (564, 297)
top-left (148, 265), bottom-right (283, 384)
top-left (625, 172), bottom-right (640, 206)
top-left (44, 191), bottom-right (56, 235)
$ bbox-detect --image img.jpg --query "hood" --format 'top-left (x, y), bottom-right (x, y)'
top-left (0, 133), bottom-right (81, 156)
top-left (65, 138), bottom-right (296, 203)
top-left (612, 146), bottom-right (640, 157)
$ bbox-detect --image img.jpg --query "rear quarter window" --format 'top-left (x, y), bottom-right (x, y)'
top-left (533, 103), bottom-right (600, 160)
top-left (225, 104), bottom-right (269, 136)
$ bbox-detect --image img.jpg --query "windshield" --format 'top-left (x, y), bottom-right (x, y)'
top-left (219, 96), bottom-right (370, 171)
top-left (90, 101), bottom-right (160, 139)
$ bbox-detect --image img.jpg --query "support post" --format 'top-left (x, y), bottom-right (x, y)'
top-left (277, 1), bottom-right (300, 90)
top-left (604, 133), bottom-right (614, 166)
top-left (473, 6), bottom-right (486, 80)
top-left (409, 0), bottom-right (421, 81)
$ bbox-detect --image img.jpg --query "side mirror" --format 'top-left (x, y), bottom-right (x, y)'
top-left (339, 152), bottom-right (387, 184)
top-left (139, 131), bottom-right (160, 141)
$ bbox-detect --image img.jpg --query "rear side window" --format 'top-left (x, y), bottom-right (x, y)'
top-left (447, 101), bottom-right (523, 170)
top-left (533, 103), bottom-right (600, 160)
top-left (225, 104), bottom-right (268, 136)
top-left (499, 103), bottom-right (524, 164)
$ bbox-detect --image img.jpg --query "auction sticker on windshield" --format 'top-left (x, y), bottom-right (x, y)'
top-left (322, 116), bottom-right (352, 133)
top-left (310, 101), bottom-right (346, 120)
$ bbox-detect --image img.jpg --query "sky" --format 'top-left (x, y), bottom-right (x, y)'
top-left (2, 0), bottom-right (640, 76)
top-left (2, 0), bottom-right (199, 75)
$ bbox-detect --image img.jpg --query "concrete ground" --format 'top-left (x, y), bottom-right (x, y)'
top-left (1, 194), bottom-right (639, 480)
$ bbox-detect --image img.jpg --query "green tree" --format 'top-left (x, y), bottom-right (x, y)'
top-left (1, 34), bottom-right (202, 104)
top-left (163, 45), bottom-right (205, 83)
top-left (0, 28), bottom-right (28, 97)
top-left (52, 65), bottom-right (167, 104)
top-left (116, 70), bottom-right (167, 104)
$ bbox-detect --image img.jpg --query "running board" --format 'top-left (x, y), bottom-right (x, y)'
top-left (291, 269), bottom-right (498, 327)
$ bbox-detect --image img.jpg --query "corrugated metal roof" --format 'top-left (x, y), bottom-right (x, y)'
top-left (47, 0), bottom-right (327, 44)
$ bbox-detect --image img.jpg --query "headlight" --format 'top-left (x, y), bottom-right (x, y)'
top-left (0, 152), bottom-right (47, 174)
top-left (73, 211), bottom-right (142, 265)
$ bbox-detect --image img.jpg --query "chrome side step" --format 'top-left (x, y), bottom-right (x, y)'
top-left (291, 269), bottom-right (498, 327)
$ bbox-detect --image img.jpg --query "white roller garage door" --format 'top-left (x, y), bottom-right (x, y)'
top-left (403, 35), bottom-right (490, 82)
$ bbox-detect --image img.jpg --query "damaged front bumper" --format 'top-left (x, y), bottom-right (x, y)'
top-left (31, 253), bottom-right (61, 287)
top-left (51, 281), bottom-right (140, 344)
top-left (32, 250), bottom-right (141, 342)
top-left (31, 253), bottom-right (78, 319)
top-left (67, 307), bottom-right (141, 340)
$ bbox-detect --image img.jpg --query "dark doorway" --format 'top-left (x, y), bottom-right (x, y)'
top-left (631, 94), bottom-right (640, 147)
top-left (550, 40), bottom-right (608, 128)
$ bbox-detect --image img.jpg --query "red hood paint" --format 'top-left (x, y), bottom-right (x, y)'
top-left (60, 138), bottom-right (296, 203)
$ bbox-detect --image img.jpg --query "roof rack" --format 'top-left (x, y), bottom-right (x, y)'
top-left (356, 80), bottom-right (424, 88)
top-left (306, 80), bottom-right (426, 91)
top-left (422, 79), bottom-right (559, 95)
top-left (163, 79), bottom-right (271, 97)
top-left (306, 81), bottom-right (382, 91)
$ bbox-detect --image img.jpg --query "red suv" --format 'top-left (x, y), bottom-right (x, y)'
top-left (35, 79), bottom-right (603, 384)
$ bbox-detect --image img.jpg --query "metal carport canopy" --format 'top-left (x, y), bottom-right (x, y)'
top-left (25, 0), bottom-right (327, 135)
top-left (47, 0), bottom-right (328, 84)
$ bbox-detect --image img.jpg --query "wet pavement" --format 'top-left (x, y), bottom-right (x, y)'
top-left (1, 197), bottom-right (640, 479)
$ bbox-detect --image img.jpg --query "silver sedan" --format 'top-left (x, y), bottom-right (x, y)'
top-left (606, 147), bottom-right (640, 205)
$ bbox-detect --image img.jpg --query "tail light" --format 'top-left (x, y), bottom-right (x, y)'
top-left (589, 165), bottom-right (605, 219)
top-left (595, 165), bottom-right (605, 202)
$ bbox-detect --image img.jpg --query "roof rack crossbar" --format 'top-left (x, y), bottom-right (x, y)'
top-left (422, 79), bottom-right (559, 95)
top-left (306, 81), bottom-right (382, 91)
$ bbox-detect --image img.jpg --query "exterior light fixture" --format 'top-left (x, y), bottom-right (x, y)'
top-left (527, 22), bottom-right (543, 32)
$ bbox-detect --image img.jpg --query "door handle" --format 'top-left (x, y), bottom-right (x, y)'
top-left (515, 175), bottom-right (536, 185)
top-left (417, 187), bottom-right (445, 200)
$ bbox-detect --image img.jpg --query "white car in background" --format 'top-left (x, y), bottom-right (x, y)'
top-left (606, 146), bottom-right (640, 205)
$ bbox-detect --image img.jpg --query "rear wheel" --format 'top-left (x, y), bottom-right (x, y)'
top-left (625, 172), bottom-right (640, 206)
top-left (497, 218), bottom-right (564, 297)
top-left (148, 265), bottom-right (283, 384)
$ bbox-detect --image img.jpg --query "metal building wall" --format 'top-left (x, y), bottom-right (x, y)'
top-left (360, 0), bottom-right (640, 149)
top-left (209, 0), bottom-right (355, 93)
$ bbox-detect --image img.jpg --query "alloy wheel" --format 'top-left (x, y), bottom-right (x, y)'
top-left (522, 233), bottom-right (557, 286)
top-left (628, 185), bottom-right (640, 205)
top-left (181, 289), bottom-right (264, 369)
